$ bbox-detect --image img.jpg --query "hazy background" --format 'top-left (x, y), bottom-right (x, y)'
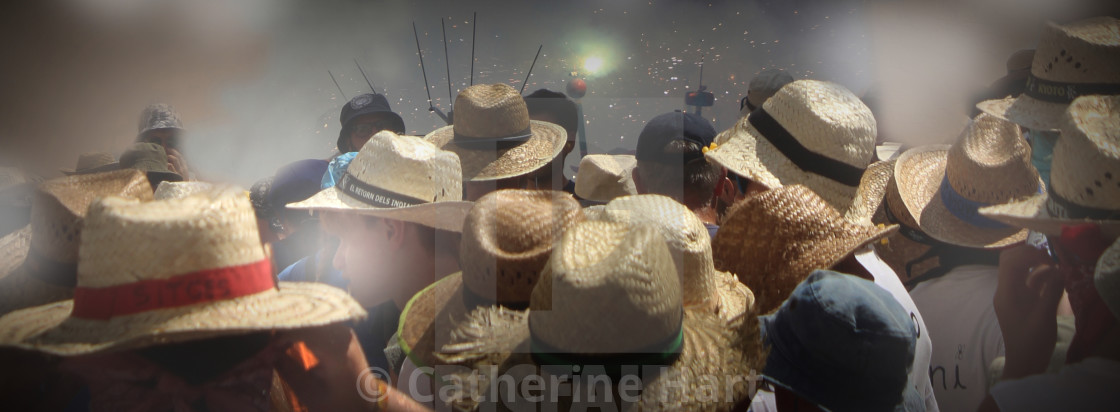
top-left (1, 0), bottom-right (1116, 185)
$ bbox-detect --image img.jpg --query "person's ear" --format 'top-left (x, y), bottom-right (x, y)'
top-left (632, 168), bottom-right (645, 194)
top-left (382, 219), bottom-right (408, 249)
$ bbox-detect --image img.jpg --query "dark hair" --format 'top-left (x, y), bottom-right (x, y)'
top-left (137, 332), bottom-right (272, 385)
top-left (524, 89), bottom-right (579, 143)
top-left (636, 139), bottom-right (720, 209)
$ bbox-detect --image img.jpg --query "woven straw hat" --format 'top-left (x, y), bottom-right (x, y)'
top-left (980, 94), bottom-right (1120, 237)
top-left (585, 194), bottom-right (754, 320)
top-left (0, 170), bottom-right (154, 317)
top-left (573, 154), bottom-right (638, 202)
top-left (712, 185), bottom-right (896, 314)
top-left (896, 113), bottom-right (1042, 249)
top-left (1097, 237), bottom-right (1120, 321)
top-left (287, 130), bottom-right (472, 232)
top-left (704, 79), bottom-right (877, 214)
top-left (978, 17), bottom-right (1120, 131)
top-left (0, 186), bottom-right (366, 356)
top-left (153, 181), bottom-right (215, 200)
top-left (435, 220), bottom-right (765, 411)
top-left (847, 159), bottom-right (896, 226)
top-left (61, 152), bottom-right (119, 175)
top-left (424, 84), bottom-right (567, 181)
top-left (0, 226), bottom-right (31, 281)
top-left (398, 189), bottom-right (584, 369)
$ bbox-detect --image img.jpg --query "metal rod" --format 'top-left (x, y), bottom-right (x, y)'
top-left (413, 22), bottom-right (434, 108)
top-left (470, 12), bottom-right (477, 86)
top-left (520, 44), bottom-right (543, 94)
top-left (355, 59), bottom-right (377, 94)
top-left (442, 18), bottom-right (454, 109)
top-left (328, 70), bottom-right (347, 101)
top-left (697, 54), bottom-right (705, 90)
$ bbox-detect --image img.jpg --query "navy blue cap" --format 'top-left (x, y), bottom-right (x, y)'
top-left (760, 270), bottom-right (923, 412)
top-left (634, 111), bottom-right (717, 164)
top-left (337, 93), bottom-right (405, 153)
top-left (270, 159), bottom-right (329, 211)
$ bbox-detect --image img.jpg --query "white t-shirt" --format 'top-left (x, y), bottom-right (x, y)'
top-left (856, 248), bottom-right (939, 412)
top-left (990, 357), bottom-right (1120, 412)
top-left (909, 264), bottom-right (1005, 412)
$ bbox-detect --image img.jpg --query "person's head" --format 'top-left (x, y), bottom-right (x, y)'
top-left (137, 103), bottom-right (185, 152)
top-left (337, 93), bottom-right (406, 153)
top-left (524, 89), bottom-right (579, 158)
top-left (332, 214), bottom-right (459, 309)
top-left (268, 159), bottom-right (328, 238)
top-left (633, 111), bottom-right (721, 210)
top-left (740, 69), bottom-right (793, 116)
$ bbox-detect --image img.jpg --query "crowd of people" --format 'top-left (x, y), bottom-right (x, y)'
top-left (0, 15), bottom-right (1118, 412)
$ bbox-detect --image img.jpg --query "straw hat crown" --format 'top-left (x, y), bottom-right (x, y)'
top-left (763, 79), bottom-right (877, 169)
top-left (459, 190), bottom-right (584, 304)
top-left (573, 154), bottom-right (638, 202)
top-left (78, 185), bottom-right (263, 288)
top-left (346, 131), bottom-right (462, 204)
top-left (1031, 17), bottom-right (1120, 84)
top-left (452, 84), bottom-right (532, 142)
top-left (32, 170), bottom-right (153, 264)
top-left (1050, 95), bottom-right (1120, 212)
top-left (945, 114), bottom-right (1040, 204)
top-left (530, 220), bottom-right (682, 353)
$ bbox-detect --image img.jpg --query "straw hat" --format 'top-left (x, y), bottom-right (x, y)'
top-left (398, 189), bottom-right (584, 369)
top-left (1097, 237), bottom-right (1120, 321)
top-left (61, 152), bottom-right (119, 175)
top-left (439, 220), bottom-right (765, 411)
top-left (980, 94), bottom-right (1120, 236)
top-left (978, 17), bottom-right (1120, 131)
top-left (704, 79), bottom-right (877, 214)
top-left (894, 113), bottom-right (1042, 249)
top-left (573, 154), bottom-right (638, 202)
top-left (119, 142), bottom-right (183, 184)
top-left (847, 159), bottom-right (896, 226)
top-left (424, 83), bottom-right (567, 181)
top-left (712, 185), bottom-right (896, 314)
top-left (0, 170), bottom-right (154, 317)
top-left (287, 130), bottom-right (472, 232)
top-left (0, 186), bottom-right (366, 356)
top-left (0, 226), bottom-right (31, 281)
top-left (585, 194), bottom-right (754, 320)
top-left (153, 181), bottom-right (216, 200)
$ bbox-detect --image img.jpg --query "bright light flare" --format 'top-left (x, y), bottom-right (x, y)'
top-left (583, 56), bottom-right (604, 74)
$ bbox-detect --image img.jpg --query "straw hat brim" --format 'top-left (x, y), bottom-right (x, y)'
top-left (895, 146), bottom-right (1030, 249)
top-left (424, 120), bottom-right (566, 181)
top-left (705, 120), bottom-right (860, 213)
top-left (397, 272), bottom-right (482, 370)
top-left (60, 162), bottom-right (121, 176)
top-left (0, 282), bottom-right (366, 356)
top-left (977, 97), bottom-right (1064, 132)
top-left (845, 160), bottom-right (895, 226)
top-left (286, 186), bottom-right (472, 232)
top-left (713, 270), bottom-right (754, 320)
top-left (978, 194), bottom-right (1120, 238)
top-left (434, 309), bottom-right (765, 411)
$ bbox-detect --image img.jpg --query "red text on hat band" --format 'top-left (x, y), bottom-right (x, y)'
top-left (70, 259), bottom-right (274, 320)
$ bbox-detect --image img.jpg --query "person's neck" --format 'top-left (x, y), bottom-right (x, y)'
top-left (692, 204), bottom-right (719, 226)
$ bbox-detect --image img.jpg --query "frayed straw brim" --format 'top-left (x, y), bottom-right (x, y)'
top-left (287, 186), bottom-right (472, 232)
top-left (978, 97), bottom-right (1065, 132)
top-left (435, 309), bottom-right (766, 412)
top-left (979, 194), bottom-right (1120, 238)
top-left (895, 146), bottom-right (1031, 248)
top-left (0, 282), bottom-right (366, 356)
top-left (846, 160), bottom-right (895, 226)
top-left (705, 119), bottom-right (860, 214)
top-left (424, 120), bottom-right (566, 182)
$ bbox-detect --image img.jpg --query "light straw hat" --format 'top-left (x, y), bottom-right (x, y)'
top-left (712, 185), bottom-right (896, 314)
top-left (153, 181), bottom-right (215, 200)
top-left (847, 159), bottom-right (896, 226)
top-left (0, 170), bottom-right (154, 317)
top-left (895, 113), bottom-right (1042, 249)
top-left (573, 154), bottom-right (638, 202)
top-left (980, 94), bottom-right (1120, 236)
top-left (287, 130), bottom-right (472, 232)
top-left (424, 83), bottom-right (567, 181)
top-left (438, 220), bottom-right (766, 411)
top-left (1096, 237), bottom-right (1120, 321)
top-left (0, 186), bottom-right (365, 356)
top-left (585, 194), bottom-right (754, 320)
top-left (704, 79), bottom-right (877, 214)
top-left (398, 189), bottom-right (584, 370)
top-left (977, 17), bottom-right (1120, 131)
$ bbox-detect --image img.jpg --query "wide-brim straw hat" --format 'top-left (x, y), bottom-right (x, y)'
top-left (424, 83), bottom-right (567, 181)
top-left (398, 190), bottom-right (584, 370)
top-left (895, 113), bottom-right (1042, 249)
top-left (0, 186), bottom-right (366, 356)
top-left (847, 159), bottom-right (896, 226)
top-left (712, 185), bottom-right (896, 314)
top-left (977, 17), bottom-right (1120, 131)
top-left (980, 94), bottom-right (1120, 237)
top-left (704, 79), bottom-right (877, 214)
top-left (434, 220), bottom-right (766, 411)
top-left (573, 154), bottom-right (638, 203)
top-left (288, 130), bottom-right (472, 232)
top-left (585, 194), bottom-right (754, 320)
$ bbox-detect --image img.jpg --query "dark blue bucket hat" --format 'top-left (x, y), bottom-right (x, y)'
top-left (634, 110), bottom-right (717, 165)
top-left (337, 93), bottom-right (405, 153)
top-left (760, 270), bottom-right (924, 412)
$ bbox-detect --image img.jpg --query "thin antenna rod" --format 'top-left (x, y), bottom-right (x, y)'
top-left (413, 22), bottom-right (434, 108)
top-left (470, 12), bottom-right (477, 86)
top-left (697, 54), bottom-right (705, 89)
top-left (355, 59), bottom-right (377, 94)
top-left (441, 18), bottom-right (454, 109)
top-left (328, 70), bottom-right (347, 101)
top-left (520, 44), bottom-right (543, 94)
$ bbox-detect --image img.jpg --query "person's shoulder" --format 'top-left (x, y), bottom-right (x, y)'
top-left (277, 256), bottom-right (312, 282)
